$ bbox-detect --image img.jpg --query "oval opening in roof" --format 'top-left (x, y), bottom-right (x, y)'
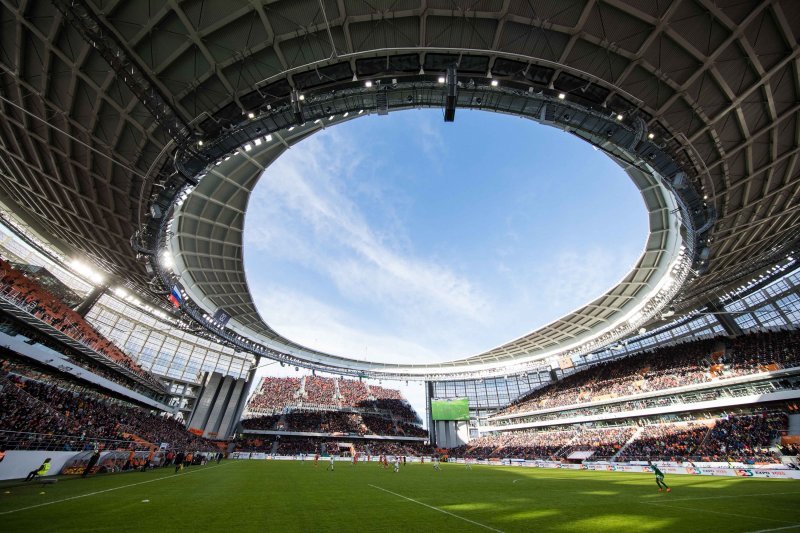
top-left (243, 109), bottom-right (648, 364)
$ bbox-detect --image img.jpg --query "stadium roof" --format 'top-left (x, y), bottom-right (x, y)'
top-left (1, 1), bottom-right (799, 379)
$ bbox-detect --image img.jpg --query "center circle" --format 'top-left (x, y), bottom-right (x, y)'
top-left (243, 109), bottom-right (648, 364)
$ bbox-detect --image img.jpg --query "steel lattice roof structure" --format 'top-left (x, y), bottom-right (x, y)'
top-left (1, 0), bottom-right (799, 380)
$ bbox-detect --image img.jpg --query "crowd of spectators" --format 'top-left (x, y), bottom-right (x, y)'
top-left (452, 412), bottom-right (788, 463)
top-left (245, 375), bottom-right (422, 424)
top-left (0, 258), bottom-right (163, 390)
top-left (240, 410), bottom-right (427, 438)
top-left (724, 331), bottom-right (800, 376)
top-left (499, 331), bottom-right (800, 417)
top-left (0, 361), bottom-right (216, 453)
top-left (338, 378), bottom-right (369, 405)
top-left (561, 427), bottom-right (636, 458)
top-left (501, 340), bottom-right (716, 415)
top-left (698, 413), bottom-right (787, 462)
top-left (618, 423), bottom-right (710, 462)
top-left (303, 376), bottom-right (337, 404)
top-left (246, 377), bottom-right (301, 411)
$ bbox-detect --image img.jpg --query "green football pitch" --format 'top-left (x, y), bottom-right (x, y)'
top-left (1, 460), bottom-right (799, 532)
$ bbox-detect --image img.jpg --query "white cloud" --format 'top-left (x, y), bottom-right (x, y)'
top-left (251, 283), bottom-right (447, 363)
top-left (245, 128), bottom-right (491, 338)
top-left (243, 112), bottom-right (647, 365)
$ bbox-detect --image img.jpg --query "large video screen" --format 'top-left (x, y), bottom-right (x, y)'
top-left (431, 397), bottom-right (470, 421)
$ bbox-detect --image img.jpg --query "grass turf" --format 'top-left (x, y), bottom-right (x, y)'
top-left (1, 460), bottom-right (799, 532)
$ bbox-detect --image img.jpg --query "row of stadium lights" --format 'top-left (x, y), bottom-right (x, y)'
top-left (718, 255), bottom-right (797, 304)
top-left (200, 79), bottom-right (658, 152)
top-left (360, 78), bottom-right (656, 140)
top-left (176, 77), bottom-right (677, 376)
top-left (111, 286), bottom-right (170, 321)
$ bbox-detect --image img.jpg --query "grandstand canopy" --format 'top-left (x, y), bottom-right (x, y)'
top-left (1, 1), bottom-right (798, 380)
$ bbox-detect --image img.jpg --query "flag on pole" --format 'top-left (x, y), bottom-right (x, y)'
top-left (169, 286), bottom-right (183, 308)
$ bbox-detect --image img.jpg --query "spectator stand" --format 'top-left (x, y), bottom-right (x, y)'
top-left (0, 260), bottom-right (167, 395)
top-left (488, 331), bottom-right (800, 430)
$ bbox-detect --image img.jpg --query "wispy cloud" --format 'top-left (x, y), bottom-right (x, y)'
top-left (244, 125), bottom-right (491, 356)
top-left (250, 283), bottom-right (444, 363)
top-left (243, 111), bottom-right (647, 364)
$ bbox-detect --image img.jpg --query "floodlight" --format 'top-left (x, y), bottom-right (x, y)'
top-left (298, 94), bottom-right (305, 101)
top-left (248, 112), bottom-right (255, 119)
top-left (254, 138), bottom-right (262, 146)
top-left (197, 140), bottom-right (203, 146)
top-left (437, 76), bottom-right (445, 84)
top-left (244, 143), bottom-right (252, 152)
top-left (647, 132), bottom-right (655, 139)
top-left (490, 79), bottom-right (498, 87)
top-left (558, 92), bottom-right (566, 99)
top-left (265, 134), bottom-right (273, 142)
top-left (364, 80), bottom-right (373, 88)
top-left (616, 113), bottom-right (624, 120)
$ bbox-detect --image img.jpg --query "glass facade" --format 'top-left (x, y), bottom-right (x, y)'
top-left (86, 295), bottom-right (252, 382)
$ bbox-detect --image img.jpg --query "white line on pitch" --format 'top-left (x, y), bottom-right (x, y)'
top-left (643, 501), bottom-right (800, 526)
top-left (745, 526), bottom-right (800, 533)
top-left (639, 491), bottom-right (800, 503)
top-left (369, 484), bottom-right (504, 533)
top-left (0, 463), bottom-right (227, 515)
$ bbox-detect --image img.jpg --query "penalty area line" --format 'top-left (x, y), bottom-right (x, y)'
top-left (0, 463), bottom-right (227, 515)
top-left (369, 484), bottom-right (504, 533)
top-left (745, 526), bottom-right (800, 533)
top-left (639, 491), bottom-right (800, 503)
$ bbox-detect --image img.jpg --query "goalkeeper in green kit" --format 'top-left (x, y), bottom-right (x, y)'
top-left (649, 461), bottom-right (671, 492)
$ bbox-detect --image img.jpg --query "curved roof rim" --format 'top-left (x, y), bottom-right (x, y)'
top-left (165, 94), bottom-right (696, 380)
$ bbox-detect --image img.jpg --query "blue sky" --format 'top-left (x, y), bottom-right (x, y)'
top-left (243, 109), bottom-right (647, 418)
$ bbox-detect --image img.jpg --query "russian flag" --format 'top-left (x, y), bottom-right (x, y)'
top-left (169, 286), bottom-right (183, 308)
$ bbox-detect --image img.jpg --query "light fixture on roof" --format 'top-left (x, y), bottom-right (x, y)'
top-left (248, 112), bottom-right (255, 119)
top-left (244, 143), bottom-right (252, 152)
top-left (298, 94), bottom-right (305, 101)
top-left (197, 140), bottom-right (203, 146)
top-left (616, 113), bottom-right (624, 121)
top-left (113, 287), bottom-right (129, 298)
top-left (437, 76), bottom-right (446, 84)
top-left (364, 80), bottom-right (373, 88)
top-left (254, 138), bottom-right (262, 146)
top-left (265, 134), bottom-right (273, 142)
top-left (490, 79), bottom-right (499, 87)
top-left (558, 92), bottom-right (566, 100)
top-left (647, 132), bottom-right (655, 139)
